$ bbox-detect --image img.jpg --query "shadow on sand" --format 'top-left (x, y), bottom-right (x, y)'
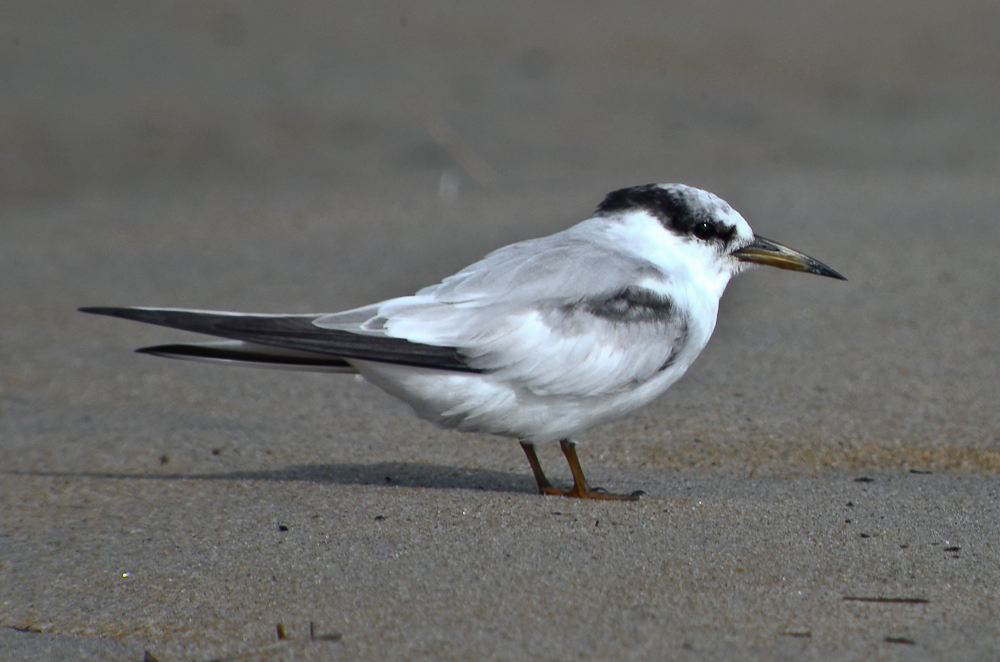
top-left (5, 462), bottom-right (542, 495)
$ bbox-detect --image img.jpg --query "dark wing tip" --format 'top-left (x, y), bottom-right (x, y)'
top-left (79, 306), bottom-right (230, 328)
top-left (80, 306), bottom-right (482, 373)
top-left (79, 306), bottom-right (128, 316)
top-left (80, 306), bottom-right (173, 320)
top-left (135, 343), bottom-right (355, 369)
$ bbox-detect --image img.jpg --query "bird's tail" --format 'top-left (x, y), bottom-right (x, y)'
top-left (136, 340), bottom-right (358, 373)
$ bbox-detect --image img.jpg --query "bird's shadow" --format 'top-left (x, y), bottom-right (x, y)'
top-left (6, 462), bottom-right (541, 495)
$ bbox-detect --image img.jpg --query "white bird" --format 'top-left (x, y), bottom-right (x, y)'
top-left (82, 184), bottom-right (844, 500)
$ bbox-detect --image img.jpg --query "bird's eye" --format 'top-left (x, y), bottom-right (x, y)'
top-left (692, 221), bottom-right (716, 240)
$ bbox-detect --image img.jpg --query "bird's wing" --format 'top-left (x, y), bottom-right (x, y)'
top-left (317, 231), bottom-right (692, 397)
top-left (79, 307), bottom-right (479, 372)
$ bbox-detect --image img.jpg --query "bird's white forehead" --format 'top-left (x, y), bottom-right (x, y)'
top-left (661, 184), bottom-right (742, 223)
top-left (665, 184), bottom-right (726, 210)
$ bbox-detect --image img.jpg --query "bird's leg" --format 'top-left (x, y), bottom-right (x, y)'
top-left (520, 441), bottom-right (571, 496)
top-left (559, 439), bottom-right (642, 501)
top-left (521, 440), bottom-right (642, 500)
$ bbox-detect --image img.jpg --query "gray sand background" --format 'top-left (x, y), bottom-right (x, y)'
top-left (3, 2), bottom-right (1000, 660)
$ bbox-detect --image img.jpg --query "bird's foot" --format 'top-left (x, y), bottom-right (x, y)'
top-left (520, 439), bottom-right (643, 501)
top-left (540, 483), bottom-right (643, 501)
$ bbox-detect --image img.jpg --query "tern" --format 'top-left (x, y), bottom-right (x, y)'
top-left (82, 184), bottom-right (844, 500)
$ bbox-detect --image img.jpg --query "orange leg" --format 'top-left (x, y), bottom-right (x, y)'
top-left (520, 441), bottom-right (570, 496)
top-left (520, 440), bottom-right (642, 501)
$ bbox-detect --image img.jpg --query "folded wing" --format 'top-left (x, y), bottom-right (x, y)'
top-left (316, 229), bottom-right (693, 398)
top-left (83, 223), bottom-right (698, 396)
top-left (79, 307), bottom-right (479, 372)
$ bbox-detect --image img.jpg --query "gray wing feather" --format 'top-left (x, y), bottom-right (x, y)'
top-left (317, 225), bottom-right (694, 397)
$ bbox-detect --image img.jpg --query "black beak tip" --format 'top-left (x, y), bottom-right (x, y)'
top-left (818, 266), bottom-right (848, 281)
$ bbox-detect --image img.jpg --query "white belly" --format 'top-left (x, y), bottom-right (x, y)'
top-left (349, 357), bottom-right (696, 444)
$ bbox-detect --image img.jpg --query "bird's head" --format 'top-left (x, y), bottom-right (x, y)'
top-left (596, 183), bottom-right (845, 282)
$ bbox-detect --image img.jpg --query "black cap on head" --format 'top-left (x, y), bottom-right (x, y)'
top-left (596, 185), bottom-right (736, 244)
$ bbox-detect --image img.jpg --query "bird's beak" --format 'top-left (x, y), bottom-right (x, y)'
top-left (731, 235), bottom-right (846, 280)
